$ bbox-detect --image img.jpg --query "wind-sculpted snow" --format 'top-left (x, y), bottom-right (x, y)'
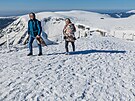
top-left (0, 36), bottom-right (135, 101)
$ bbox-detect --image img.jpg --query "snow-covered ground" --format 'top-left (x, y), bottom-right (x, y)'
top-left (1, 10), bottom-right (135, 101)
top-left (0, 34), bottom-right (135, 101)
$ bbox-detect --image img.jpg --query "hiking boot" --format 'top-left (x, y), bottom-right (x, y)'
top-left (38, 53), bottom-right (43, 56)
top-left (27, 53), bottom-right (33, 56)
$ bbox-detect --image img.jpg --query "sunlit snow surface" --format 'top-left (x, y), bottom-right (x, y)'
top-left (0, 10), bottom-right (135, 101)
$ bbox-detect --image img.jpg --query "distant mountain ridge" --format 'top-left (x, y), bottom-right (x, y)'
top-left (101, 10), bottom-right (135, 18)
top-left (1, 10), bottom-right (135, 48)
top-left (0, 17), bottom-right (17, 30)
top-left (0, 10), bottom-right (135, 32)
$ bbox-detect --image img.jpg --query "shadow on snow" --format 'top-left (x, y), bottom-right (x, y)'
top-left (47, 49), bottom-right (126, 55)
top-left (69, 50), bottom-right (126, 55)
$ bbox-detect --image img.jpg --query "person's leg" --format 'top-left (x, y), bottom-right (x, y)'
top-left (71, 42), bottom-right (75, 52)
top-left (38, 43), bottom-right (42, 55)
top-left (65, 41), bottom-right (69, 53)
top-left (28, 37), bottom-right (34, 55)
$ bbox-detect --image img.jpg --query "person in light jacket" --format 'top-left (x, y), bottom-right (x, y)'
top-left (63, 18), bottom-right (76, 55)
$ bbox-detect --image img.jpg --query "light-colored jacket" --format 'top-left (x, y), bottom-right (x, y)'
top-left (63, 23), bottom-right (76, 42)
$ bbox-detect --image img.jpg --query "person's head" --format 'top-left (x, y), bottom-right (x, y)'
top-left (65, 18), bottom-right (72, 25)
top-left (29, 12), bottom-right (36, 20)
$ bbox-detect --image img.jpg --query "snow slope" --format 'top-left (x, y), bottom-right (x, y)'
top-left (1, 10), bottom-right (135, 48)
top-left (0, 35), bottom-right (135, 101)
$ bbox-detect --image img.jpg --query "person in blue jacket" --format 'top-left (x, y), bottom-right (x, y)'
top-left (27, 12), bottom-right (42, 56)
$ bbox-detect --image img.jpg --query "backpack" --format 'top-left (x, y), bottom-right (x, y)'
top-left (33, 19), bottom-right (42, 36)
top-left (35, 20), bottom-right (42, 32)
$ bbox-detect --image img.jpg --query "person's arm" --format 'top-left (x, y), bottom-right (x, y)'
top-left (37, 21), bottom-right (42, 36)
top-left (28, 20), bottom-right (30, 35)
top-left (70, 24), bottom-right (76, 33)
top-left (63, 25), bottom-right (67, 35)
top-left (73, 24), bottom-right (76, 32)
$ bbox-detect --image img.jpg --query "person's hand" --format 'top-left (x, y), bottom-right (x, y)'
top-left (36, 35), bottom-right (40, 39)
top-left (67, 29), bottom-right (72, 33)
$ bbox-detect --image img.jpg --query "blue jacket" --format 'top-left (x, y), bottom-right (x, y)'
top-left (28, 19), bottom-right (42, 38)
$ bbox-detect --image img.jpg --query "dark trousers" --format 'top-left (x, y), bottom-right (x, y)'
top-left (65, 41), bottom-right (75, 52)
top-left (29, 37), bottom-right (42, 54)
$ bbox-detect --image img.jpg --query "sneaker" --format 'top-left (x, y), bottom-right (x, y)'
top-left (27, 53), bottom-right (33, 56)
top-left (38, 53), bottom-right (43, 56)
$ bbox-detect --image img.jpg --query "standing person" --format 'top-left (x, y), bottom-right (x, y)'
top-left (63, 18), bottom-right (76, 55)
top-left (27, 12), bottom-right (43, 56)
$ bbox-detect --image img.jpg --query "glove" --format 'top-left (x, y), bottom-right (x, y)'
top-left (64, 36), bottom-right (67, 39)
top-left (73, 37), bottom-right (77, 40)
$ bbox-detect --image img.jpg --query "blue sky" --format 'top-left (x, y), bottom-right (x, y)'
top-left (0, 0), bottom-right (135, 11)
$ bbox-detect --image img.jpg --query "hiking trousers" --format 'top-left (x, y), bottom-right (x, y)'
top-left (65, 41), bottom-right (75, 52)
top-left (29, 37), bottom-right (42, 54)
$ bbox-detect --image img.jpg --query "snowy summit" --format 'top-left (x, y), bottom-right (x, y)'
top-left (0, 10), bottom-right (135, 101)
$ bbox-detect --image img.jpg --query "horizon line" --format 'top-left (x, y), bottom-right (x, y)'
top-left (0, 9), bottom-right (134, 17)
top-left (0, 8), bottom-right (134, 12)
